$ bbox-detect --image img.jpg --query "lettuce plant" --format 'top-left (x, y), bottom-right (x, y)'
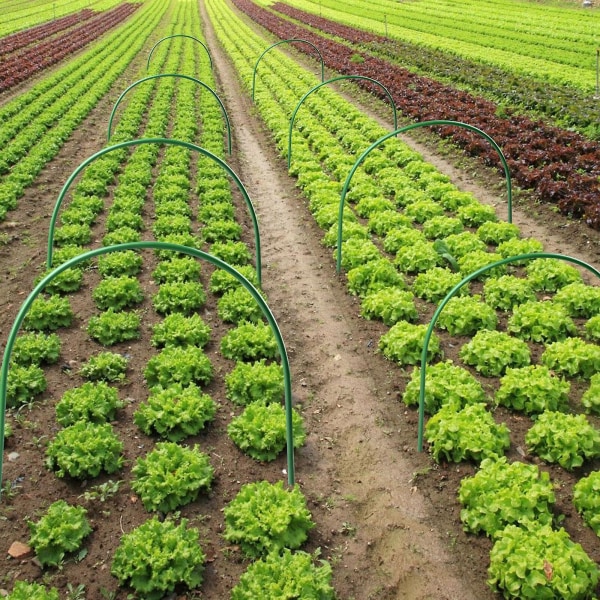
top-left (223, 481), bottom-right (314, 558)
top-left (442, 231), bottom-right (486, 258)
top-left (111, 517), bottom-right (205, 599)
top-left (412, 267), bottom-right (467, 303)
top-left (23, 295), bottom-right (73, 331)
top-left (457, 203), bottom-right (497, 227)
top-left (87, 309), bottom-right (141, 346)
top-left (525, 411), bottom-right (600, 470)
top-left (151, 313), bottom-right (211, 348)
top-left (525, 258), bottom-right (583, 292)
top-left (228, 402), bottom-right (306, 462)
top-left (459, 457), bottom-right (555, 538)
top-left (144, 346), bottom-right (213, 388)
top-left (581, 373), bottom-right (600, 414)
top-left (53, 223), bottom-right (92, 246)
top-left (483, 275), bottom-right (536, 310)
top-left (12, 332), bottom-right (61, 366)
top-left (404, 199), bottom-right (444, 223)
top-left (28, 500), bottom-right (92, 567)
top-left (382, 227), bottom-right (425, 254)
top-left (422, 215), bottom-right (463, 239)
top-left (6, 581), bottom-right (59, 600)
top-left (45, 421), bottom-right (124, 479)
top-left (209, 240), bottom-right (252, 266)
top-left (477, 221), bottom-right (520, 245)
top-left (131, 442), bottom-right (214, 513)
top-left (338, 238), bottom-right (381, 271)
top-left (97, 250), bottom-right (143, 278)
top-left (92, 276), bottom-right (144, 311)
top-left (209, 265), bottom-right (258, 294)
top-left (134, 383), bottom-right (216, 442)
top-left (367, 209), bottom-right (412, 236)
top-left (573, 471), bottom-right (600, 537)
top-left (378, 321), bottom-right (441, 366)
top-left (151, 256), bottom-right (201, 283)
top-left (79, 351), bottom-right (129, 382)
top-left (403, 360), bottom-right (488, 414)
top-left (584, 314), bottom-right (600, 342)
top-left (541, 337), bottom-right (600, 379)
top-left (202, 219), bottom-right (242, 243)
top-left (394, 240), bottom-right (440, 273)
top-left (225, 360), bottom-right (283, 406)
top-left (436, 294), bottom-right (497, 336)
top-left (361, 288), bottom-right (418, 325)
top-left (497, 237), bottom-right (544, 264)
top-left (36, 267), bottom-right (83, 295)
top-left (346, 258), bottom-right (405, 298)
top-left (55, 381), bottom-right (125, 426)
top-left (507, 300), bottom-right (576, 342)
top-left (220, 321), bottom-right (278, 362)
top-left (231, 549), bottom-right (334, 600)
top-left (102, 226), bottom-right (141, 246)
top-left (458, 250), bottom-right (506, 279)
top-left (218, 287), bottom-right (263, 324)
top-left (460, 330), bottom-right (530, 377)
top-left (7, 364), bottom-right (47, 407)
top-left (425, 403), bottom-right (510, 463)
top-left (554, 282), bottom-right (600, 318)
top-left (495, 365), bottom-right (570, 414)
top-left (488, 524), bottom-right (599, 599)
top-left (152, 281), bottom-right (206, 315)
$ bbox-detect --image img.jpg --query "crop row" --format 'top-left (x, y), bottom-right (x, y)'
top-left (235, 0), bottom-right (600, 229)
top-left (207, 0), bottom-right (600, 596)
top-left (0, 3), bottom-right (141, 93)
top-left (0, 0), bottom-right (167, 221)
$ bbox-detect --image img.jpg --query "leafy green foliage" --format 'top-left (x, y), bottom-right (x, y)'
top-left (403, 360), bottom-right (487, 414)
top-left (209, 240), bottom-right (252, 266)
top-left (217, 287), bottom-right (263, 323)
top-left (151, 313), bottom-right (211, 348)
top-left (202, 218), bottom-right (242, 242)
top-left (347, 258), bottom-right (405, 298)
top-left (220, 321), bottom-right (278, 362)
top-left (87, 309), bottom-right (141, 346)
top-left (131, 442), bottom-right (214, 513)
top-left (23, 295), bottom-right (73, 331)
top-left (45, 421), bottom-right (124, 479)
top-left (382, 226), bottom-right (425, 254)
top-left (36, 267), bottom-right (83, 295)
top-left (404, 199), bottom-right (444, 223)
top-left (152, 281), bottom-right (206, 315)
top-left (460, 330), bottom-right (530, 377)
top-left (361, 288), bottom-right (418, 325)
top-left (53, 223), bottom-right (92, 246)
top-left (458, 250), bottom-right (506, 279)
top-left (379, 321), bottom-right (441, 365)
top-left (541, 338), bottom-right (600, 379)
top-left (338, 238), bottom-right (381, 271)
top-left (422, 215), bottom-right (463, 239)
top-left (425, 403), bottom-right (510, 463)
top-left (79, 352), bottom-right (128, 382)
top-left (209, 265), bottom-right (259, 294)
top-left (144, 346), bottom-right (213, 388)
top-left (584, 314), bottom-right (600, 342)
top-left (55, 381), bottom-right (125, 426)
top-left (412, 267), bottom-right (467, 303)
top-left (525, 411), bottom-right (600, 470)
top-left (151, 256), bottom-right (201, 283)
top-left (497, 237), bottom-right (544, 264)
top-left (495, 365), bottom-right (570, 414)
top-left (231, 549), bottom-right (334, 600)
top-left (228, 402), bottom-right (306, 461)
top-left (477, 221), bottom-right (520, 245)
top-left (111, 517), bottom-right (205, 600)
top-left (92, 276), bottom-right (143, 311)
top-left (367, 209), bottom-right (412, 235)
top-left (457, 203), bottom-right (497, 227)
top-left (223, 481), bottom-right (314, 558)
top-left (6, 581), bottom-right (59, 600)
top-left (573, 471), bottom-right (600, 537)
top-left (6, 364), bottom-right (46, 407)
top-left (459, 457), bottom-right (555, 538)
top-left (102, 226), bottom-right (141, 246)
top-left (483, 275), bottom-right (536, 310)
top-left (12, 332), bottom-right (61, 366)
top-left (581, 373), bottom-right (600, 414)
top-left (554, 282), bottom-right (600, 318)
top-left (443, 231), bottom-right (486, 257)
top-left (97, 250), bottom-right (143, 278)
top-left (394, 240), bottom-right (440, 273)
top-left (134, 383), bottom-right (216, 442)
top-left (437, 295), bottom-right (497, 336)
top-left (525, 258), bottom-right (583, 292)
top-left (28, 500), bottom-right (91, 567)
top-left (507, 301), bottom-right (576, 342)
top-left (225, 360), bottom-right (283, 406)
top-left (488, 524), bottom-right (599, 599)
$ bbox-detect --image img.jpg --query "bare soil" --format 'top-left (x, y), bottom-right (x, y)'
top-left (1, 2), bottom-right (600, 599)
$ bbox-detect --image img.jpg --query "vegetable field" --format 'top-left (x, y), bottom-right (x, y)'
top-left (1, 0), bottom-right (600, 598)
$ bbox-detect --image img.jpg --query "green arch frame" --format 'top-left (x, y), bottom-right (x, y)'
top-left (252, 39), bottom-right (324, 102)
top-left (416, 252), bottom-right (600, 451)
top-left (288, 75), bottom-right (398, 169)
top-left (0, 242), bottom-right (295, 499)
top-left (336, 120), bottom-right (513, 273)
top-left (147, 34), bottom-right (212, 71)
top-left (46, 138), bottom-right (261, 285)
top-left (107, 74), bottom-right (232, 154)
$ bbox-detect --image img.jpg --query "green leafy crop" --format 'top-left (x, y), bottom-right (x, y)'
top-left (394, 240), bottom-right (440, 273)
top-left (554, 282), bottom-right (600, 318)
top-left (6, 581), bottom-right (59, 600)
top-left (573, 471), bottom-right (600, 537)
top-left (6, 364), bottom-right (47, 407)
top-left (483, 275), bottom-right (536, 311)
top-left (218, 287), bottom-right (263, 324)
top-left (382, 226), bottom-right (425, 254)
top-left (507, 301), bottom-right (576, 342)
top-left (28, 500), bottom-right (91, 567)
top-left (92, 276), bottom-right (144, 311)
top-left (497, 237), bottom-right (544, 264)
top-left (581, 373), bottom-right (600, 414)
top-left (422, 215), bottom-right (463, 239)
top-left (97, 250), bottom-right (143, 278)
top-left (111, 517), bottom-right (205, 600)
top-left (209, 240), bottom-right (252, 266)
top-left (459, 457), bottom-right (555, 538)
top-left (151, 256), bottom-right (201, 283)
top-left (379, 321), bottom-right (441, 366)
top-left (55, 381), bottom-right (125, 426)
top-left (152, 281), bottom-right (206, 315)
top-left (46, 421), bottom-right (124, 479)
top-left (151, 313), bottom-right (211, 348)
top-left (228, 402), bottom-right (306, 462)
top-left (131, 442), bottom-right (214, 513)
top-left (525, 411), bottom-right (600, 470)
top-left (361, 288), bottom-right (418, 325)
top-left (12, 332), bottom-right (61, 366)
top-left (488, 524), bottom-right (599, 599)
top-left (460, 330), bottom-right (530, 377)
top-left (144, 346), bottom-right (213, 389)
top-left (220, 321), bottom-right (278, 362)
top-left (541, 337), bottom-right (600, 379)
top-left (134, 383), bottom-right (216, 442)
top-left (87, 309), bottom-right (141, 346)
top-left (412, 267), bottom-right (467, 303)
top-left (477, 221), bottom-right (520, 245)
top-left (23, 295), bottom-right (73, 331)
top-left (79, 351), bottom-right (129, 382)
top-left (225, 360), bottom-right (283, 406)
top-left (223, 481), bottom-right (314, 558)
top-left (425, 403), bottom-right (510, 463)
top-left (437, 294), bottom-right (497, 336)
top-left (457, 203), bottom-right (497, 227)
top-left (458, 250), bottom-right (506, 279)
top-left (525, 258), bottom-right (583, 292)
top-left (346, 258), bottom-right (405, 298)
top-left (338, 238), bottom-right (381, 271)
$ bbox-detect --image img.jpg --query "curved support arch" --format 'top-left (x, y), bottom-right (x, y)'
top-left (288, 76), bottom-right (398, 169)
top-left (147, 34), bottom-right (212, 71)
top-left (252, 39), bottom-right (324, 102)
top-left (107, 74), bottom-right (232, 154)
top-left (336, 120), bottom-right (513, 273)
top-left (47, 138), bottom-right (261, 284)
top-left (416, 252), bottom-right (600, 451)
top-left (0, 242), bottom-right (294, 499)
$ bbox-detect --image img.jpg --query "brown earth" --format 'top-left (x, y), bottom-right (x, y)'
top-left (1, 1), bottom-right (600, 599)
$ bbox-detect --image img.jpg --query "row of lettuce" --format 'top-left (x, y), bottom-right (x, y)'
top-left (207, 0), bottom-right (600, 597)
top-left (4, 1), bottom-right (332, 599)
